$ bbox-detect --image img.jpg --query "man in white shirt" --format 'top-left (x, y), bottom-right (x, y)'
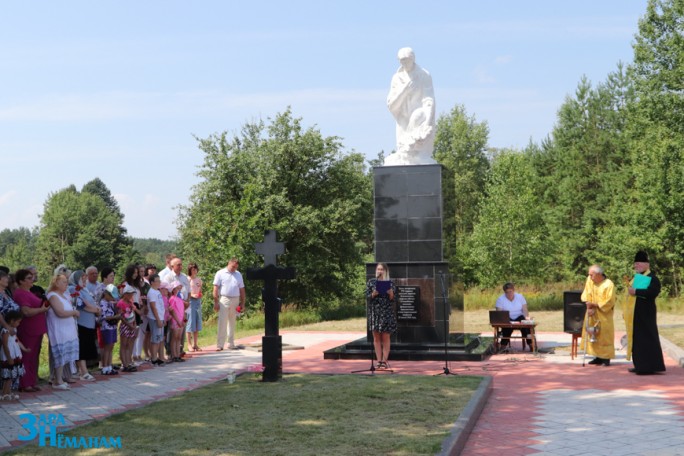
top-left (85, 266), bottom-right (103, 303)
top-left (495, 282), bottom-right (532, 350)
top-left (160, 257), bottom-right (190, 354)
top-left (158, 254), bottom-right (176, 281)
top-left (213, 257), bottom-right (246, 350)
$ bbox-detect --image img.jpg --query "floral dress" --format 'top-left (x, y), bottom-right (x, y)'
top-left (117, 300), bottom-right (137, 338)
top-left (0, 329), bottom-right (25, 390)
top-left (365, 279), bottom-right (397, 333)
top-left (99, 299), bottom-right (118, 331)
top-left (0, 292), bottom-right (20, 316)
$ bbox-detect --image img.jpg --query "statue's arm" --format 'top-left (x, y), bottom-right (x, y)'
top-left (421, 74), bottom-right (436, 123)
top-left (387, 75), bottom-right (411, 112)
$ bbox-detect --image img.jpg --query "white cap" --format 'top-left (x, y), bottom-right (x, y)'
top-left (122, 284), bottom-right (137, 295)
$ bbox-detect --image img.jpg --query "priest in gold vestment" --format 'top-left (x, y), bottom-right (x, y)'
top-left (581, 265), bottom-right (615, 366)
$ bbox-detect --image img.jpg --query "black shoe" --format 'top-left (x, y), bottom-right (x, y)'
top-left (602, 359), bottom-right (610, 366)
top-left (588, 358), bottom-right (602, 365)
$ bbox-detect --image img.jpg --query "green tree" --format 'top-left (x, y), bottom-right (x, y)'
top-left (621, 0), bottom-right (684, 294)
top-left (178, 108), bottom-right (372, 311)
top-left (0, 227), bottom-right (38, 272)
top-left (433, 105), bottom-right (490, 281)
top-left (467, 151), bottom-right (551, 287)
top-left (132, 238), bottom-right (179, 269)
top-left (532, 68), bottom-right (632, 281)
top-left (81, 177), bottom-right (133, 264)
top-left (35, 185), bottom-right (133, 276)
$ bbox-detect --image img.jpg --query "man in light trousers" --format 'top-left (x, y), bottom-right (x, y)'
top-left (213, 257), bottom-right (245, 350)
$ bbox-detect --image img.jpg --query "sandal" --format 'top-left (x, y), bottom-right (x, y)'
top-left (80, 373), bottom-right (96, 382)
top-left (193, 346), bottom-right (202, 352)
top-left (0, 394), bottom-right (11, 401)
top-left (11, 393), bottom-right (19, 400)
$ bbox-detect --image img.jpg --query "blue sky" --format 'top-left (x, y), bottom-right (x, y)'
top-left (1, 1), bottom-right (648, 240)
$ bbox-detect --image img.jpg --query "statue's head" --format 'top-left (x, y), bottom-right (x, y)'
top-left (397, 47), bottom-right (415, 71)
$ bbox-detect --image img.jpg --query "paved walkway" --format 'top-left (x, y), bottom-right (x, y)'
top-left (0, 331), bottom-right (683, 455)
top-left (453, 334), bottom-right (684, 456)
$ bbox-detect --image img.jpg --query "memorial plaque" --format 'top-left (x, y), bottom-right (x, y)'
top-left (396, 285), bottom-right (420, 321)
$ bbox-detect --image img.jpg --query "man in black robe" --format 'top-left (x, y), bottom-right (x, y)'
top-left (627, 251), bottom-right (666, 375)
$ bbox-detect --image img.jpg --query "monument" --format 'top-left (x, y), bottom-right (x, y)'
top-left (246, 230), bottom-right (296, 381)
top-left (385, 47), bottom-right (437, 166)
top-left (325, 48), bottom-right (479, 362)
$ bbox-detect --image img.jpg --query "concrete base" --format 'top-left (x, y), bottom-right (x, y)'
top-left (323, 333), bottom-right (491, 362)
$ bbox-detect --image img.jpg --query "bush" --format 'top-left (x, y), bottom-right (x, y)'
top-left (465, 282), bottom-right (583, 311)
top-left (318, 297), bottom-right (366, 321)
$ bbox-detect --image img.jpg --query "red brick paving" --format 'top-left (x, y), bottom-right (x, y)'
top-left (272, 331), bottom-right (684, 455)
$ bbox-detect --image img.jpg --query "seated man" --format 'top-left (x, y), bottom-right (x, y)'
top-left (495, 282), bottom-right (533, 351)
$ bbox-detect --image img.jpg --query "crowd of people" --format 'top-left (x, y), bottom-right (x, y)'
top-left (0, 253), bottom-right (240, 401)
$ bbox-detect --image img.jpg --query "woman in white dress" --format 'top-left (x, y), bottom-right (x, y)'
top-left (46, 274), bottom-right (80, 390)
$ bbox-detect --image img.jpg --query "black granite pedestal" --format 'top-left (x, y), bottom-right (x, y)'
top-left (324, 164), bottom-right (486, 362)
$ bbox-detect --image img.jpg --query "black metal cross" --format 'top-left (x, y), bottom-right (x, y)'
top-left (246, 230), bottom-right (295, 382)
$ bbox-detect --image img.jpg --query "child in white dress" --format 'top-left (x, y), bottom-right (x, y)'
top-left (1, 310), bottom-right (29, 400)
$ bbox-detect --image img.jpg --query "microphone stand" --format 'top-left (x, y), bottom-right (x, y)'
top-left (435, 271), bottom-right (457, 376)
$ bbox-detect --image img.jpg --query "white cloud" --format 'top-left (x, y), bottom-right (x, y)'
top-left (0, 89), bottom-right (386, 123)
top-left (494, 55), bottom-right (513, 65)
top-left (0, 190), bottom-right (17, 206)
top-left (143, 194), bottom-right (160, 206)
top-left (435, 16), bottom-right (637, 41)
top-left (472, 66), bottom-right (496, 84)
top-left (113, 193), bottom-right (133, 209)
top-left (0, 198), bottom-right (42, 231)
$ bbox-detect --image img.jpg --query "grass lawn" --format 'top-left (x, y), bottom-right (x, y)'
top-left (9, 374), bottom-right (483, 456)
top-left (463, 309), bottom-right (684, 336)
top-left (660, 326), bottom-right (684, 348)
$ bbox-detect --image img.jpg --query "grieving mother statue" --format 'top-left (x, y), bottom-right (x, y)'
top-left (385, 47), bottom-right (437, 166)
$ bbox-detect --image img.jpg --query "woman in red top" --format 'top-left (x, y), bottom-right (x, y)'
top-left (13, 269), bottom-right (49, 392)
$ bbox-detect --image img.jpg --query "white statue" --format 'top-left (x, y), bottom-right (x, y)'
top-left (385, 47), bottom-right (437, 166)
